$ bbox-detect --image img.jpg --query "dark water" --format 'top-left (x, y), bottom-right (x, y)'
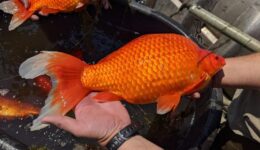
top-left (0, 2), bottom-right (158, 149)
top-left (0, 1), bottom-right (222, 150)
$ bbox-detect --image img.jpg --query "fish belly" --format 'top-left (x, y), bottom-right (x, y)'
top-left (82, 34), bottom-right (202, 104)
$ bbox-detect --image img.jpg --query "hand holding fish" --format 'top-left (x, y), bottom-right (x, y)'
top-left (42, 92), bottom-right (131, 146)
top-left (42, 92), bottom-right (202, 145)
top-left (42, 53), bottom-right (260, 150)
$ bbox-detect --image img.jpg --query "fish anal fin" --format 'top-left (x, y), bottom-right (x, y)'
top-left (156, 93), bottom-right (181, 115)
top-left (93, 92), bottom-right (122, 102)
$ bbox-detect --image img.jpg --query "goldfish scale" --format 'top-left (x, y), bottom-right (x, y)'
top-left (82, 34), bottom-right (208, 104)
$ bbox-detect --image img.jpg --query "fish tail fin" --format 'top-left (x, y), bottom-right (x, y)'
top-left (0, 0), bottom-right (18, 14)
top-left (0, 0), bottom-right (34, 30)
top-left (19, 51), bottom-right (90, 131)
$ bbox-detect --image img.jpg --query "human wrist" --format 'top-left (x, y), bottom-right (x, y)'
top-left (98, 122), bottom-right (130, 146)
top-left (117, 135), bottom-right (140, 150)
top-left (104, 122), bottom-right (143, 150)
top-left (118, 135), bottom-right (163, 150)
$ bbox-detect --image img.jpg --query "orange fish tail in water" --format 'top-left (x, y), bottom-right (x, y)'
top-left (0, 0), bottom-right (101, 30)
top-left (0, 97), bottom-right (39, 119)
top-left (19, 34), bottom-right (225, 131)
top-left (19, 51), bottom-right (90, 130)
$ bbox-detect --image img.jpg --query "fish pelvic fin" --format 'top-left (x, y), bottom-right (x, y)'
top-left (19, 51), bottom-right (90, 131)
top-left (156, 93), bottom-right (181, 115)
top-left (0, 0), bottom-right (34, 31)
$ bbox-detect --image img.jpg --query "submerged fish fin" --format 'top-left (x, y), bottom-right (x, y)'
top-left (19, 51), bottom-right (90, 131)
top-left (39, 7), bottom-right (59, 16)
top-left (6, 0), bottom-right (35, 31)
top-left (93, 92), bottom-right (122, 102)
top-left (156, 93), bottom-right (181, 115)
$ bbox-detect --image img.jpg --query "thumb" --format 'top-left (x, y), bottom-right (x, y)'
top-left (42, 115), bottom-right (81, 136)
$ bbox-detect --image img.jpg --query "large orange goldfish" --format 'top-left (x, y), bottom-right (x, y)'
top-left (0, 0), bottom-right (110, 30)
top-left (0, 96), bottom-right (39, 119)
top-left (19, 34), bottom-right (225, 131)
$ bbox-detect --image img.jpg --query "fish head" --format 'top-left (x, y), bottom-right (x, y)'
top-left (198, 49), bottom-right (226, 77)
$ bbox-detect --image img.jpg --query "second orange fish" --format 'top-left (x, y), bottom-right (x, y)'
top-left (0, 0), bottom-right (110, 30)
top-left (0, 96), bottom-right (39, 119)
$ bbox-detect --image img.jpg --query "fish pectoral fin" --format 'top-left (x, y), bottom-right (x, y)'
top-left (156, 93), bottom-right (181, 115)
top-left (183, 73), bottom-right (209, 94)
top-left (93, 92), bottom-right (122, 102)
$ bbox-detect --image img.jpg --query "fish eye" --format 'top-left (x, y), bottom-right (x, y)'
top-left (215, 56), bottom-right (219, 60)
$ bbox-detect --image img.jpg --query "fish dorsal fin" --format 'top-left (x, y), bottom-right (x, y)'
top-left (156, 93), bottom-right (181, 115)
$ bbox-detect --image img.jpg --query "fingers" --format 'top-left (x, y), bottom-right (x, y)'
top-left (42, 115), bottom-right (82, 137)
top-left (192, 92), bottom-right (201, 99)
top-left (38, 11), bottom-right (48, 16)
top-left (75, 92), bottom-right (98, 110)
top-left (30, 11), bottom-right (49, 21)
top-left (31, 15), bottom-right (39, 20)
top-left (188, 92), bottom-right (201, 100)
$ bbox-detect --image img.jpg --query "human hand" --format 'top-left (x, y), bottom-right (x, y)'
top-left (42, 92), bottom-right (131, 146)
top-left (187, 71), bottom-right (224, 100)
top-left (188, 92), bottom-right (201, 99)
